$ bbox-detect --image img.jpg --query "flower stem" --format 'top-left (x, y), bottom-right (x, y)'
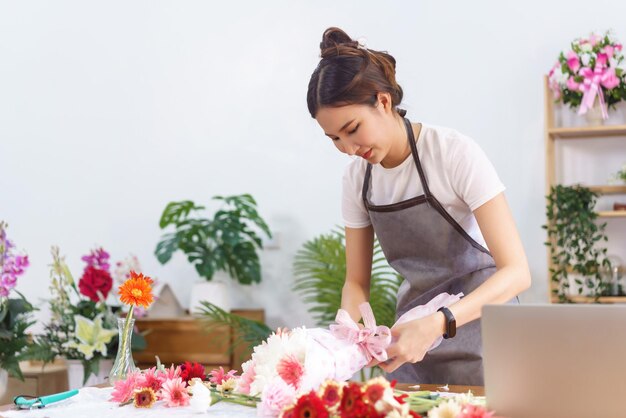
top-left (119, 305), bottom-right (134, 374)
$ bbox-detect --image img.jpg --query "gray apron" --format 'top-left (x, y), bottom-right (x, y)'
top-left (362, 117), bottom-right (516, 385)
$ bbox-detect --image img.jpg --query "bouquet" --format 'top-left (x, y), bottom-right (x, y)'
top-left (0, 221), bottom-right (36, 380)
top-left (35, 246), bottom-right (119, 383)
top-left (237, 293), bottom-right (463, 417)
top-left (548, 31), bottom-right (626, 117)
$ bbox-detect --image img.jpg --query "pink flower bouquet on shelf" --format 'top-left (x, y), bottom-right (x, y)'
top-left (548, 30), bottom-right (626, 119)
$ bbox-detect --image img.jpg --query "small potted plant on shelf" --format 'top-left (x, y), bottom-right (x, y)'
top-left (610, 163), bottom-right (626, 211)
top-left (155, 194), bottom-right (272, 312)
top-left (0, 221), bottom-right (37, 399)
top-left (543, 185), bottom-right (612, 302)
top-left (548, 30), bottom-right (626, 126)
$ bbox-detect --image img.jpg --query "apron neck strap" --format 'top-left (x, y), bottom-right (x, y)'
top-left (403, 118), bottom-right (432, 198)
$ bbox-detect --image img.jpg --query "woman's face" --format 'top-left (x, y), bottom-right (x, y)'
top-left (315, 97), bottom-right (396, 165)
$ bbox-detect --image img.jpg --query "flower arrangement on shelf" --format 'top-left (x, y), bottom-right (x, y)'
top-left (0, 221), bottom-right (36, 380)
top-left (33, 246), bottom-right (146, 384)
top-left (548, 31), bottom-right (626, 119)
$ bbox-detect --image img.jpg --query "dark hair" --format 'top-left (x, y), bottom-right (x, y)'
top-left (307, 27), bottom-right (405, 118)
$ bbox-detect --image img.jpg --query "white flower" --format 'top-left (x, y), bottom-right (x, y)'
top-left (581, 53), bottom-right (591, 66)
top-left (248, 327), bottom-right (308, 396)
top-left (428, 399), bottom-right (462, 418)
top-left (551, 66), bottom-right (568, 85)
top-left (581, 43), bottom-right (593, 53)
top-left (188, 379), bottom-right (212, 413)
top-left (113, 254), bottom-right (141, 284)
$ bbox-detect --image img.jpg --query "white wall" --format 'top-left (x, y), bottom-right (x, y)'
top-left (2, 0), bottom-right (626, 329)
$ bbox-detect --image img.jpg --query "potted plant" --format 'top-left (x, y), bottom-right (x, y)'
top-left (155, 194), bottom-right (272, 311)
top-left (548, 31), bottom-right (626, 125)
top-left (543, 185), bottom-right (612, 301)
top-left (0, 221), bottom-right (36, 398)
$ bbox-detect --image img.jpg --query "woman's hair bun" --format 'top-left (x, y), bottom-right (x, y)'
top-left (320, 27), bottom-right (358, 58)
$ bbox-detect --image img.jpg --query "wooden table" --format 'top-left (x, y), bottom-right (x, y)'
top-left (0, 383), bottom-right (482, 415)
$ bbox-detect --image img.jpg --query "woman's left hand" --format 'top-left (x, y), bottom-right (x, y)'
top-left (378, 313), bottom-right (444, 373)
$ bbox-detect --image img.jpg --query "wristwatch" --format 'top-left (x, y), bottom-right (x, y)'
top-left (437, 306), bottom-right (456, 339)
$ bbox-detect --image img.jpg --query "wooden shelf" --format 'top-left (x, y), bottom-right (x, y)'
top-left (544, 75), bottom-right (626, 303)
top-left (551, 295), bottom-right (626, 304)
top-left (588, 185), bottom-right (626, 195)
top-left (597, 211), bottom-right (626, 218)
top-left (548, 124), bottom-right (626, 139)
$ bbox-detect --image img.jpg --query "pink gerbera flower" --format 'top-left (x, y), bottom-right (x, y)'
top-left (236, 359), bottom-right (256, 395)
top-left (136, 367), bottom-right (166, 397)
top-left (276, 354), bottom-right (305, 389)
top-left (110, 370), bottom-right (141, 403)
top-left (209, 366), bottom-right (239, 385)
top-left (158, 364), bottom-right (181, 380)
top-left (160, 377), bottom-right (190, 407)
top-left (459, 404), bottom-right (496, 418)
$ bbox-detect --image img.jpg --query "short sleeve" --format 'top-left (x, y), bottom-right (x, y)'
top-left (341, 162), bottom-right (372, 228)
top-left (447, 132), bottom-right (506, 211)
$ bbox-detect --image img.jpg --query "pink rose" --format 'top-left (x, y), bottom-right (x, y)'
top-left (566, 76), bottom-right (580, 91)
top-left (566, 51), bottom-right (580, 73)
top-left (601, 68), bottom-right (620, 90)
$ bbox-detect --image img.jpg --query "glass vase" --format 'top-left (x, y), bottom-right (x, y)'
top-left (108, 316), bottom-right (137, 384)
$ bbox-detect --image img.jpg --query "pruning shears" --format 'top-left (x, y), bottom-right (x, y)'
top-left (14, 389), bottom-right (79, 409)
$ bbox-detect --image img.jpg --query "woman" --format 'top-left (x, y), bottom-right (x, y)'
top-left (306, 27), bottom-right (531, 385)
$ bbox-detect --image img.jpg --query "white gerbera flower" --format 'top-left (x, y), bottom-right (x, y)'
top-left (428, 400), bottom-right (462, 418)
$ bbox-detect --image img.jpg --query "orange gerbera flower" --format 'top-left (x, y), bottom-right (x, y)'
top-left (119, 271), bottom-right (154, 308)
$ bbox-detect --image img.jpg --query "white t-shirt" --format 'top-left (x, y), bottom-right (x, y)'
top-left (342, 123), bottom-right (505, 250)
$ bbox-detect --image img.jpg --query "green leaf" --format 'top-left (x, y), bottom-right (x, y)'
top-left (159, 200), bottom-right (204, 229)
top-left (195, 301), bottom-right (272, 352)
top-left (154, 232), bottom-right (180, 264)
top-left (293, 227), bottom-right (401, 327)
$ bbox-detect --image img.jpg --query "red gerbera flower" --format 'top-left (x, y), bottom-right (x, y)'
top-left (292, 390), bottom-right (329, 418)
top-left (179, 361), bottom-right (206, 383)
top-left (339, 382), bottom-right (379, 418)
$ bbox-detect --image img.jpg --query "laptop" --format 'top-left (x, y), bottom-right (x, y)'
top-left (482, 304), bottom-right (626, 418)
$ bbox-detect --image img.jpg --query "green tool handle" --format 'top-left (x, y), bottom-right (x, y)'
top-left (14, 389), bottom-right (79, 408)
top-left (39, 389), bottom-right (79, 406)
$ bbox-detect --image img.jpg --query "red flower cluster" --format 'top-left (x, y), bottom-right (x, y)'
top-left (78, 266), bottom-right (113, 302)
top-left (179, 361), bottom-right (206, 383)
top-left (281, 380), bottom-right (422, 418)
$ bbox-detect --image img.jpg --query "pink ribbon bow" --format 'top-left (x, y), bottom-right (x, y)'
top-left (576, 54), bottom-right (621, 120)
top-left (329, 302), bottom-right (392, 362)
